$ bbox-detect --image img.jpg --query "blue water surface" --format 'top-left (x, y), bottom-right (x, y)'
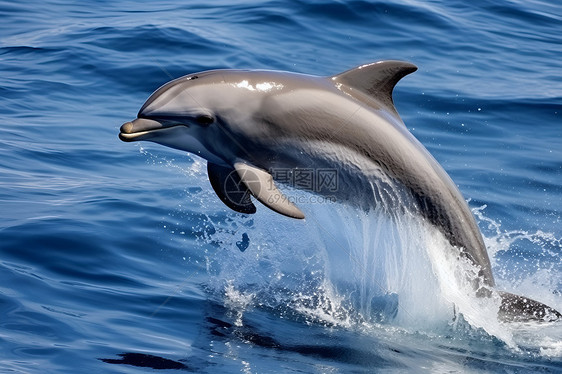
top-left (1, 0), bottom-right (561, 372)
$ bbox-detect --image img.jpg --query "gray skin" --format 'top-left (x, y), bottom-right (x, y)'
top-left (120, 61), bottom-right (560, 322)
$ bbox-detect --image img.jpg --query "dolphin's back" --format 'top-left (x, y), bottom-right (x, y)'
top-left (254, 64), bottom-right (495, 287)
top-left (332, 63), bottom-right (494, 287)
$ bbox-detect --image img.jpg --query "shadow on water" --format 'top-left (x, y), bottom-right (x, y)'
top-left (100, 352), bottom-right (192, 370)
top-left (99, 299), bottom-right (403, 371)
top-left (203, 303), bottom-right (403, 370)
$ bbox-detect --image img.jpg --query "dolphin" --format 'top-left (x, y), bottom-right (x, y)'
top-left (119, 60), bottom-right (560, 322)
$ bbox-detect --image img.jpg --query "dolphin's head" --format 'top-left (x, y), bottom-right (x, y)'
top-left (119, 71), bottom-right (242, 166)
top-left (119, 70), bottom-right (289, 166)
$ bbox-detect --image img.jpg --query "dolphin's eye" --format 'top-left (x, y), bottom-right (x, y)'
top-left (195, 114), bottom-right (214, 127)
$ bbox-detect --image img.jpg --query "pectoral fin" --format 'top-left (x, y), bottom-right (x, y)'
top-left (207, 162), bottom-right (256, 214)
top-left (498, 291), bottom-right (561, 322)
top-left (233, 162), bottom-right (305, 219)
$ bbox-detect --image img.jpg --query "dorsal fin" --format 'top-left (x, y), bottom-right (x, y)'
top-left (331, 60), bottom-right (417, 116)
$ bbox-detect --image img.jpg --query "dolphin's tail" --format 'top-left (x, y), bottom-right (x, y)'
top-left (497, 291), bottom-right (561, 322)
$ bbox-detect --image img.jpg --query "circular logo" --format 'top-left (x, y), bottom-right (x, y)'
top-left (223, 168), bottom-right (263, 207)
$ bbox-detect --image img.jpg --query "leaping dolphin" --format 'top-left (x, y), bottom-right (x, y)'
top-left (119, 61), bottom-right (560, 322)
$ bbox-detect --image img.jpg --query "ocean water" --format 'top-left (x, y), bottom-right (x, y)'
top-left (1, 0), bottom-right (561, 372)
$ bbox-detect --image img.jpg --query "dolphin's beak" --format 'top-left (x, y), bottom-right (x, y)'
top-left (119, 118), bottom-right (165, 142)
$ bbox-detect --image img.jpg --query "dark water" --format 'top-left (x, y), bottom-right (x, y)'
top-left (1, 0), bottom-right (561, 372)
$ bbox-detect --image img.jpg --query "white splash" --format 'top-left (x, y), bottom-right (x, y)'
top-left (143, 148), bottom-right (561, 356)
